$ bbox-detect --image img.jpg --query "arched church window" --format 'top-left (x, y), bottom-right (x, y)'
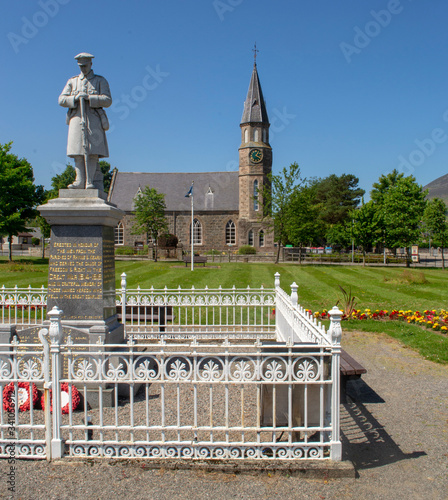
top-left (259, 230), bottom-right (265, 247)
top-left (191, 219), bottom-right (202, 245)
top-left (262, 129), bottom-right (267, 143)
top-left (253, 180), bottom-right (259, 211)
top-left (225, 220), bottom-right (236, 245)
top-left (254, 128), bottom-right (259, 142)
top-left (115, 221), bottom-right (124, 245)
top-left (244, 129), bottom-right (249, 143)
top-left (248, 229), bottom-right (254, 246)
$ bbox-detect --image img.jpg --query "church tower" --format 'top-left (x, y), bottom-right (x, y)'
top-left (238, 57), bottom-right (272, 224)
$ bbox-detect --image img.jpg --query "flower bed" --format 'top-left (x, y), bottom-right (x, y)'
top-left (310, 308), bottom-right (448, 335)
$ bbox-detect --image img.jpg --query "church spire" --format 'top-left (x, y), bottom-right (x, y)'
top-left (240, 56), bottom-right (269, 125)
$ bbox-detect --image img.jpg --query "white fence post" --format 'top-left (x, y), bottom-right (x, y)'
top-left (290, 282), bottom-right (298, 307)
top-left (38, 326), bottom-right (51, 460)
top-left (121, 272), bottom-right (127, 308)
top-left (274, 272), bottom-right (280, 289)
top-left (47, 306), bottom-right (65, 459)
top-left (274, 273), bottom-right (281, 339)
top-left (328, 306), bottom-right (342, 461)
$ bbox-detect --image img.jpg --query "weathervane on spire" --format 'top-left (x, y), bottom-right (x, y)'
top-left (253, 42), bottom-right (259, 65)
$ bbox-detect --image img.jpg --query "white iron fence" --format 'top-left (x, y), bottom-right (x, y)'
top-left (0, 285), bottom-right (47, 327)
top-left (0, 274), bottom-right (342, 462)
top-left (1, 274), bottom-right (277, 340)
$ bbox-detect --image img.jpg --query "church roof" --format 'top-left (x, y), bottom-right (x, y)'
top-left (241, 64), bottom-right (269, 125)
top-left (108, 171), bottom-right (240, 212)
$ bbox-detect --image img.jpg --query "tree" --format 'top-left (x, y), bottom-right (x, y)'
top-left (261, 163), bottom-right (304, 263)
top-left (325, 223), bottom-right (352, 250)
top-left (33, 212), bottom-right (51, 259)
top-left (131, 186), bottom-right (168, 262)
top-left (379, 174), bottom-right (427, 266)
top-left (98, 161), bottom-right (113, 194)
top-left (370, 169), bottom-right (403, 203)
top-left (424, 198), bottom-right (448, 269)
top-left (287, 183), bottom-right (321, 262)
top-left (47, 164), bottom-right (76, 198)
top-left (47, 162), bottom-right (112, 198)
top-left (0, 142), bottom-right (44, 261)
top-left (370, 169), bottom-right (406, 254)
top-left (349, 201), bottom-right (381, 266)
top-left (312, 174), bottom-right (365, 226)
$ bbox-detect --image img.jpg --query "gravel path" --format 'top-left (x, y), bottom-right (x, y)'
top-left (1, 330), bottom-right (447, 500)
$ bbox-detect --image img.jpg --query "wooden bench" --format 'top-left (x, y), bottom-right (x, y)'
top-left (116, 305), bottom-right (174, 332)
top-left (340, 349), bottom-right (367, 402)
top-left (183, 256), bottom-right (207, 267)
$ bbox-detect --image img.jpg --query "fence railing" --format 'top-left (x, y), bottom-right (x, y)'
top-left (117, 273), bottom-right (276, 339)
top-left (274, 276), bottom-right (330, 345)
top-left (0, 275), bottom-right (332, 345)
top-left (0, 275), bottom-right (278, 340)
top-left (0, 285), bottom-right (47, 327)
top-left (0, 303), bottom-right (342, 462)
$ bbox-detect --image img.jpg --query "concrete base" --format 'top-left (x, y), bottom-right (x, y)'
top-left (0, 324), bottom-right (17, 345)
top-left (55, 458), bottom-right (356, 477)
top-left (81, 387), bottom-right (116, 409)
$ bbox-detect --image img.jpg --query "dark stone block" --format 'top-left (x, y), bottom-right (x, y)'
top-left (48, 225), bottom-right (116, 322)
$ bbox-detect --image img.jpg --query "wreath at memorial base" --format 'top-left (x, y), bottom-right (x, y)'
top-left (41, 383), bottom-right (81, 414)
top-left (3, 382), bottom-right (39, 412)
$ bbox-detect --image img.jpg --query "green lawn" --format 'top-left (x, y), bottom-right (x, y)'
top-left (1, 257), bottom-right (447, 364)
top-left (1, 258), bottom-right (448, 312)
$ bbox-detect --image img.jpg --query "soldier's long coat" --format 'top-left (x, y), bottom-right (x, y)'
top-left (59, 70), bottom-right (112, 157)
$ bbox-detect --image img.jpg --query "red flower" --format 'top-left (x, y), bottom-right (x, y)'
top-left (41, 383), bottom-right (80, 414)
top-left (3, 382), bottom-right (39, 412)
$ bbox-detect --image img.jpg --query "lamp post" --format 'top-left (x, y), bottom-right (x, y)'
top-left (351, 219), bottom-right (355, 264)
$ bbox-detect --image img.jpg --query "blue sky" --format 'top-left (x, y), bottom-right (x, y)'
top-left (1, 0), bottom-right (448, 196)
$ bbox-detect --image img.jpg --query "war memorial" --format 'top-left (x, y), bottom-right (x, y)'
top-left (0, 52), bottom-right (346, 470)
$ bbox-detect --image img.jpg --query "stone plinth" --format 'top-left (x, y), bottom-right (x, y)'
top-left (38, 189), bottom-right (125, 406)
top-left (39, 190), bottom-right (124, 339)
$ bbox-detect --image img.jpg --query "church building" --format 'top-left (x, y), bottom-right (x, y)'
top-left (108, 60), bottom-right (275, 252)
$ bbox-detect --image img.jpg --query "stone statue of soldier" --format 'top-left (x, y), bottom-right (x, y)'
top-left (59, 53), bottom-right (112, 190)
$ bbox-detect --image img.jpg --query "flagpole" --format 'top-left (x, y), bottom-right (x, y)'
top-left (191, 183), bottom-right (194, 271)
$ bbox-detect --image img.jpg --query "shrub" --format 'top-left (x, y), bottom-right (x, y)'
top-left (238, 245), bottom-right (256, 255)
top-left (158, 233), bottom-right (178, 248)
top-left (115, 246), bottom-right (134, 255)
top-left (31, 237), bottom-right (40, 246)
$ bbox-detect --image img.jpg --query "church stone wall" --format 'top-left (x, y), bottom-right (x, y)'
top-left (120, 211), bottom-right (240, 252)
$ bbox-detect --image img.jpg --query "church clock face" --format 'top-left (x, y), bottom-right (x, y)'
top-left (249, 149), bottom-right (263, 163)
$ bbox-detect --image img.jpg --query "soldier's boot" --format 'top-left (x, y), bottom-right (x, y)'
top-left (68, 157), bottom-right (86, 189)
top-left (85, 155), bottom-right (99, 189)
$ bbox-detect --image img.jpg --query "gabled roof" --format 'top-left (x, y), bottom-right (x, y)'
top-left (108, 171), bottom-right (239, 212)
top-left (241, 64), bottom-right (269, 125)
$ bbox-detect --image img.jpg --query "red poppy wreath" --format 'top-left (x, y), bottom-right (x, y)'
top-left (3, 382), bottom-right (39, 412)
top-left (41, 383), bottom-right (81, 414)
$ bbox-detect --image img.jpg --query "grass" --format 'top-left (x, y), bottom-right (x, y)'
top-left (1, 257), bottom-right (448, 363)
top-left (343, 320), bottom-right (448, 365)
top-left (1, 258), bottom-right (448, 311)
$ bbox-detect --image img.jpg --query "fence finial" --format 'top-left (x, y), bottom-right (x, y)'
top-left (328, 306), bottom-right (343, 344)
top-left (290, 282), bottom-right (298, 307)
top-left (121, 273), bottom-right (127, 290)
top-left (274, 272), bottom-right (280, 288)
top-left (47, 306), bottom-right (64, 345)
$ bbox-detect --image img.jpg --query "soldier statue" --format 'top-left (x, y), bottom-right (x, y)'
top-left (59, 53), bottom-right (112, 189)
